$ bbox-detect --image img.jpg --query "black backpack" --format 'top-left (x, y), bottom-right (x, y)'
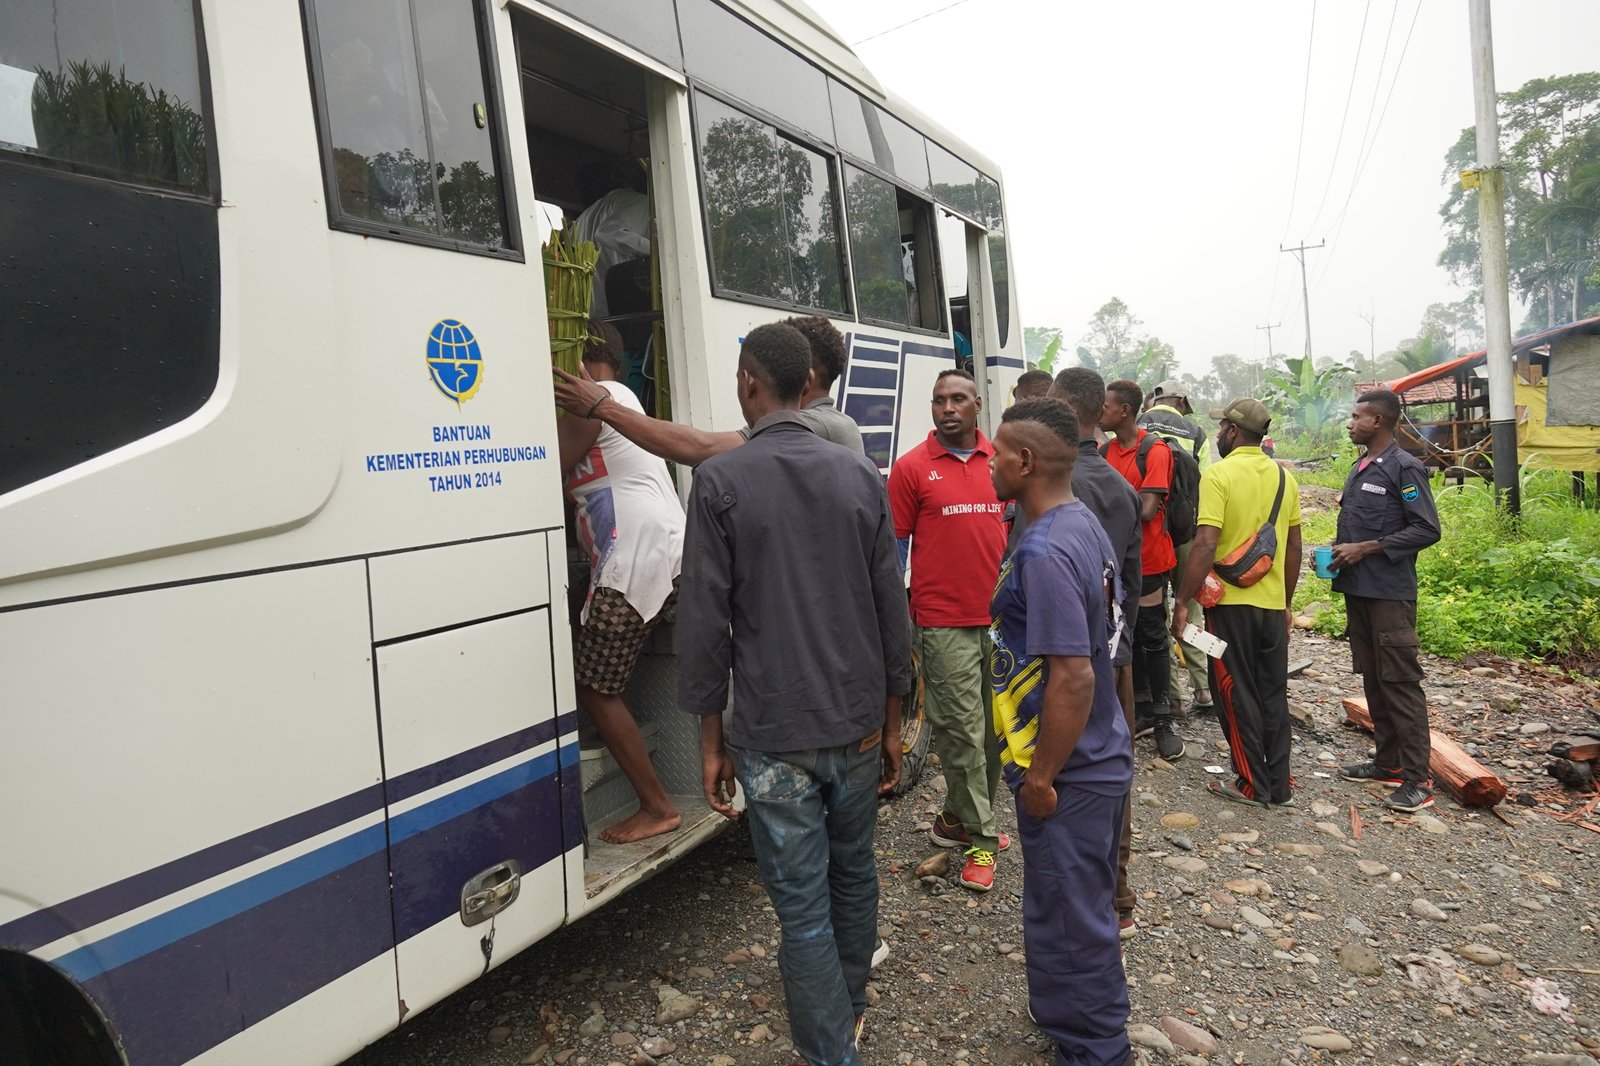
top-left (1101, 432), bottom-right (1201, 546)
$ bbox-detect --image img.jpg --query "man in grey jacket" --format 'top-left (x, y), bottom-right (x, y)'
top-left (677, 322), bottom-right (912, 1066)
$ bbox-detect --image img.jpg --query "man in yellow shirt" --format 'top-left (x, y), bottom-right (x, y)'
top-left (1171, 399), bottom-right (1303, 807)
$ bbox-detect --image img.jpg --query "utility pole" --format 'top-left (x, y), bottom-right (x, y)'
top-left (1355, 308), bottom-right (1376, 384)
top-left (1467, 0), bottom-right (1520, 514)
top-left (1255, 322), bottom-right (1280, 391)
top-left (1281, 240), bottom-right (1325, 360)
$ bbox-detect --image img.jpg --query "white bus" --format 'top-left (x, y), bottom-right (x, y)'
top-left (0, 1), bottom-right (1023, 1062)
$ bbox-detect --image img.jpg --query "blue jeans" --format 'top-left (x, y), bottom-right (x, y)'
top-left (730, 739), bottom-right (880, 1066)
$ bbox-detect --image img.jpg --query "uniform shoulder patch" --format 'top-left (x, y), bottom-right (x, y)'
top-left (1401, 484), bottom-right (1420, 502)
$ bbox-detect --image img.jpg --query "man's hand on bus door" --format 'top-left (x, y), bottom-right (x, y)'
top-left (878, 694), bottom-right (904, 795)
top-left (553, 364), bottom-right (610, 419)
top-left (698, 714), bottom-right (739, 819)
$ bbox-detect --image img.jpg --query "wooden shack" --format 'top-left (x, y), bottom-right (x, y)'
top-left (1373, 317), bottom-right (1600, 493)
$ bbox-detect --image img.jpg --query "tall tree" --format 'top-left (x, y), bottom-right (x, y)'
top-left (1439, 73), bottom-right (1600, 329)
top-left (1079, 297), bottom-right (1141, 373)
top-left (1418, 297), bottom-right (1484, 355)
top-left (1393, 334), bottom-right (1456, 375)
top-left (1208, 353), bottom-right (1257, 399)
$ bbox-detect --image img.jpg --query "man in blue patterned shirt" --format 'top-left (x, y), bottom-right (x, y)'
top-left (988, 398), bottom-right (1133, 1066)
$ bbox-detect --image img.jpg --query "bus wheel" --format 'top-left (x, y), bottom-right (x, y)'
top-left (890, 653), bottom-right (931, 797)
top-left (0, 953), bottom-right (121, 1066)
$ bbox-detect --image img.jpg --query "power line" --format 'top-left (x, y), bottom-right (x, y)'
top-left (1309, 0), bottom-right (1424, 292)
top-left (1305, 0), bottom-right (1373, 235)
top-left (1345, 0), bottom-right (1404, 204)
top-left (1279, 0), bottom-right (1319, 244)
top-left (852, 0), bottom-right (976, 45)
top-left (1265, 2), bottom-right (1317, 332)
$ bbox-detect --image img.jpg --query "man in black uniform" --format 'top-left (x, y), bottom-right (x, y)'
top-left (1330, 390), bottom-right (1442, 812)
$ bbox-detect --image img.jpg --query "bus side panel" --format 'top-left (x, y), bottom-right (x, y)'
top-left (373, 600), bottom-right (569, 1019)
top-left (0, 564), bottom-right (397, 1064)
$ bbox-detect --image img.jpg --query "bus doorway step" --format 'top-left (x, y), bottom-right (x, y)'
top-left (582, 799), bottom-right (728, 903)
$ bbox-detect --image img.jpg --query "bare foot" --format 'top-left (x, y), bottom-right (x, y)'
top-left (598, 807), bottom-right (682, 845)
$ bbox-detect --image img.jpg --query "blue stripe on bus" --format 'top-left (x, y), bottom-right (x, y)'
top-left (390, 747), bottom-right (574, 942)
top-left (85, 850), bottom-right (394, 1066)
top-left (985, 355), bottom-right (1026, 368)
top-left (902, 340), bottom-right (956, 360)
top-left (388, 716), bottom-right (573, 806)
top-left (85, 765), bottom-right (572, 1066)
top-left (850, 346), bottom-right (899, 364)
top-left (51, 744), bottom-right (576, 984)
top-left (851, 333), bottom-right (900, 348)
top-left (0, 712), bottom-right (576, 955)
top-left (847, 365), bottom-right (899, 391)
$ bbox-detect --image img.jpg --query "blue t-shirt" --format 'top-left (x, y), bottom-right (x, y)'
top-left (989, 502), bottom-right (1133, 796)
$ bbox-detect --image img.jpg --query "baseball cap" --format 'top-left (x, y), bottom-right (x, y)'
top-left (1209, 397), bottom-right (1272, 435)
top-left (1150, 378), bottom-right (1187, 399)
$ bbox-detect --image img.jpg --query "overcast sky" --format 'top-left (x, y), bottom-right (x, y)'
top-left (804, 0), bottom-right (1600, 378)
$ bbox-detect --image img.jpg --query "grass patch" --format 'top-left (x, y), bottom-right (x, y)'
top-left (1293, 470), bottom-right (1600, 662)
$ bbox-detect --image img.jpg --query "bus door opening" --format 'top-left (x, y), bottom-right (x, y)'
top-left (939, 211), bottom-right (973, 373)
top-left (511, 11), bottom-right (712, 903)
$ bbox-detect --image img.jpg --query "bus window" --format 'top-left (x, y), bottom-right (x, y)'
top-left (0, 1), bottom-right (209, 193)
top-left (927, 140), bottom-right (979, 220)
top-left (694, 92), bottom-right (846, 315)
top-left (305, 0), bottom-right (513, 251)
top-left (2, 0), bottom-right (219, 497)
top-left (844, 165), bottom-right (940, 332)
top-left (978, 174), bottom-right (1009, 348)
top-left (828, 80), bottom-right (930, 196)
top-left (678, 0), bottom-right (832, 145)
top-left (939, 211), bottom-right (970, 351)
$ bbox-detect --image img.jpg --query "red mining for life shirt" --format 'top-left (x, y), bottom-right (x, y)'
top-left (888, 430), bottom-right (1006, 628)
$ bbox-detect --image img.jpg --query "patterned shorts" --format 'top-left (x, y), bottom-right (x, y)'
top-left (575, 583), bottom-right (677, 695)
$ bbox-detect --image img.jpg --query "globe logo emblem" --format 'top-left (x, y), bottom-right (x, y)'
top-left (426, 319), bottom-right (484, 406)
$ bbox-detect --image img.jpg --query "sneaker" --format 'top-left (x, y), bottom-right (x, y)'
top-left (959, 847), bottom-right (996, 892)
top-left (853, 1013), bottom-right (865, 1048)
top-left (929, 811), bottom-right (1011, 851)
top-left (1132, 713), bottom-right (1155, 739)
top-left (870, 937), bottom-right (890, 970)
top-left (1153, 717), bottom-right (1186, 761)
top-left (1384, 782), bottom-right (1436, 812)
top-left (1339, 762), bottom-right (1404, 786)
top-left (1273, 795), bottom-right (1298, 809)
top-left (1118, 911), bottom-right (1138, 940)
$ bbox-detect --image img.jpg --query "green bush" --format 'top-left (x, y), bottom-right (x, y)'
top-left (1294, 471), bottom-right (1600, 661)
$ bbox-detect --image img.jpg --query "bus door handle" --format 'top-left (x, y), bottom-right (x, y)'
top-left (460, 860), bottom-right (523, 926)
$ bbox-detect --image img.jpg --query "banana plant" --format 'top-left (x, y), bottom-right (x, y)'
top-left (1262, 356), bottom-right (1354, 441)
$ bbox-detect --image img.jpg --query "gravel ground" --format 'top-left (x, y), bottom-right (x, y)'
top-left (349, 632), bottom-right (1600, 1066)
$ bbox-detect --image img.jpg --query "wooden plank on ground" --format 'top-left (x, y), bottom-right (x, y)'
top-left (1548, 736), bottom-right (1600, 763)
top-left (1342, 696), bottom-right (1507, 807)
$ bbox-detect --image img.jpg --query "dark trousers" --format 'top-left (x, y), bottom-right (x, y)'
top-left (1132, 570), bottom-right (1172, 718)
top-left (1017, 783), bottom-right (1132, 1066)
top-left (1207, 604), bottom-right (1292, 803)
top-left (1113, 663), bottom-right (1135, 915)
top-left (1346, 595), bottom-right (1431, 784)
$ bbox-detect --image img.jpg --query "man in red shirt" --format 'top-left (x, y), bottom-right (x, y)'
top-left (1101, 379), bottom-right (1187, 762)
top-left (889, 369), bottom-right (1009, 892)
